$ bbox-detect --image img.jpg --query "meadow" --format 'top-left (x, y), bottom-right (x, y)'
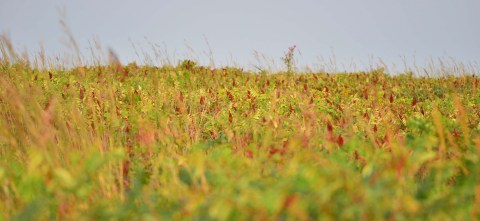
top-left (0, 45), bottom-right (480, 220)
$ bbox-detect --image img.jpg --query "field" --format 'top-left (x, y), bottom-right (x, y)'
top-left (1, 52), bottom-right (480, 220)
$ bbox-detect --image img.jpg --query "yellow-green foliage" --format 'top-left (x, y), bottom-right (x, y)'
top-left (0, 62), bottom-right (479, 220)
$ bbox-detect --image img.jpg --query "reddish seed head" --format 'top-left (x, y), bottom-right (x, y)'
top-left (269, 148), bottom-right (280, 156)
top-left (337, 135), bottom-right (344, 146)
top-left (79, 88), bottom-right (85, 99)
top-left (245, 150), bottom-right (253, 158)
top-left (124, 123), bottom-right (131, 133)
top-left (210, 131), bottom-right (217, 139)
top-left (383, 134), bottom-right (389, 144)
top-left (179, 92), bottom-right (184, 102)
top-left (327, 121), bottom-right (333, 132)
top-left (389, 94), bottom-right (394, 103)
top-left (452, 130), bottom-right (460, 138)
top-left (227, 91), bottom-right (234, 101)
top-left (354, 150), bottom-right (360, 160)
top-left (283, 194), bottom-right (297, 209)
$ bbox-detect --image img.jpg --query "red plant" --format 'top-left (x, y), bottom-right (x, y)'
top-left (210, 131), bottom-right (218, 139)
top-left (227, 91), bottom-right (234, 101)
top-left (327, 121), bottom-right (333, 132)
top-left (452, 130), bottom-right (460, 138)
top-left (337, 135), bottom-right (344, 146)
top-left (282, 194), bottom-right (297, 209)
top-left (79, 88), bottom-right (85, 100)
top-left (364, 112), bottom-right (369, 119)
top-left (245, 150), bottom-right (253, 158)
top-left (269, 148), bottom-right (281, 156)
top-left (179, 92), bottom-right (184, 102)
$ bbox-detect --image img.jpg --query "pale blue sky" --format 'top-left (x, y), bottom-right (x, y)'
top-left (1, 0), bottom-right (479, 71)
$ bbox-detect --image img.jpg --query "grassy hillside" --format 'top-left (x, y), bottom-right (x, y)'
top-left (0, 60), bottom-right (479, 220)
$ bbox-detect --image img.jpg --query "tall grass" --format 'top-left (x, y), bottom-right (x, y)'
top-left (0, 36), bottom-right (479, 220)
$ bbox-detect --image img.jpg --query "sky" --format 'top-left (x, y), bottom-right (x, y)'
top-left (0, 0), bottom-right (479, 72)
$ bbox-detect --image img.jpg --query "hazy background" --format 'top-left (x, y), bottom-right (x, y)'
top-left (1, 0), bottom-right (479, 72)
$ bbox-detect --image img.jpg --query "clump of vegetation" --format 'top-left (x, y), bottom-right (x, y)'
top-left (281, 45), bottom-right (297, 75)
top-left (0, 44), bottom-right (479, 220)
top-left (179, 59), bottom-right (197, 71)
